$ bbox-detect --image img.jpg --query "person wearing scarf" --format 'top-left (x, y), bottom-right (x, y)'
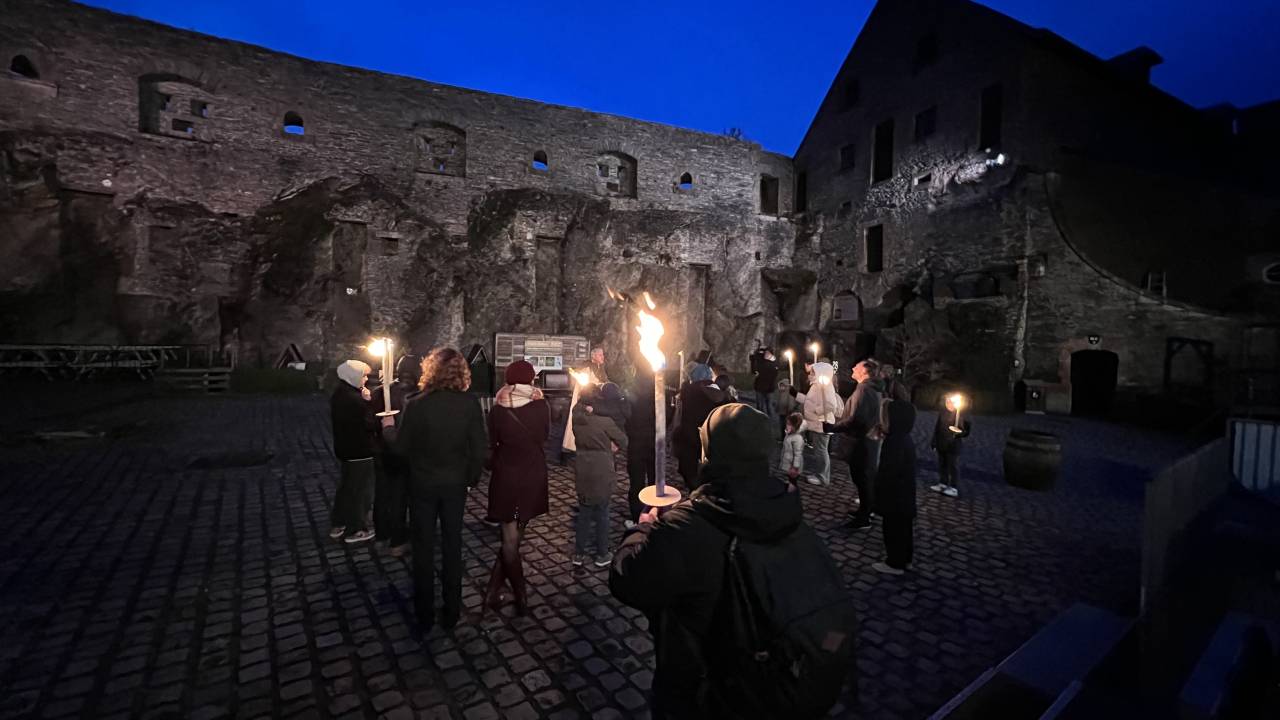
top-left (330, 360), bottom-right (377, 544)
top-left (670, 363), bottom-right (729, 490)
top-left (482, 361), bottom-right (551, 615)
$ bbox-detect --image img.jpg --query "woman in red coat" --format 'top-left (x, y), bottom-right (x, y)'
top-left (484, 360), bottom-right (551, 614)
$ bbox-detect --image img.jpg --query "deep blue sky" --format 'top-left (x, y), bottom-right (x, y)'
top-left (80, 0), bottom-right (1280, 155)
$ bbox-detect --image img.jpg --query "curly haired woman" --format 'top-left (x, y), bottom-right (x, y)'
top-left (383, 347), bottom-right (487, 632)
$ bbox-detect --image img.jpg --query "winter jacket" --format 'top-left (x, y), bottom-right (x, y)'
top-left (487, 384), bottom-right (551, 521)
top-left (796, 362), bottom-right (842, 433)
top-left (610, 404), bottom-right (807, 719)
top-left (825, 380), bottom-right (882, 472)
top-left (753, 359), bottom-right (779, 395)
top-left (331, 383), bottom-right (376, 460)
top-left (876, 400), bottom-right (918, 520)
top-left (383, 388), bottom-right (487, 493)
top-left (780, 432), bottom-right (805, 474)
top-left (572, 403), bottom-right (628, 503)
top-left (671, 380), bottom-right (729, 458)
top-left (371, 379), bottom-right (422, 469)
top-left (932, 414), bottom-right (971, 454)
top-left (626, 370), bottom-right (657, 444)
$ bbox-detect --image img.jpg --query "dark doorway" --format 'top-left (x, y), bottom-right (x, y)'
top-left (1071, 349), bottom-right (1118, 416)
top-left (534, 236), bottom-right (563, 333)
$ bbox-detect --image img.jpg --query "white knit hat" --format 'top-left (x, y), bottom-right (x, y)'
top-left (336, 360), bottom-right (371, 388)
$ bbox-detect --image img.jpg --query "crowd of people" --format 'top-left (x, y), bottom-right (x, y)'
top-left (327, 340), bottom-right (975, 717)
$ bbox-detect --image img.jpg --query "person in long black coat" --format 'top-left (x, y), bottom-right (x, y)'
top-left (872, 400), bottom-right (918, 575)
top-left (670, 364), bottom-right (729, 490)
top-left (382, 348), bottom-right (487, 632)
top-left (371, 354), bottom-right (423, 556)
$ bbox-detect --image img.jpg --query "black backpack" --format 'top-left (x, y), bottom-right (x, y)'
top-left (706, 524), bottom-right (858, 719)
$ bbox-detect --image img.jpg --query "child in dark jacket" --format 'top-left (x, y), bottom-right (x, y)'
top-left (592, 382), bottom-right (632, 433)
top-left (930, 395), bottom-right (972, 498)
top-left (873, 399), bottom-right (918, 574)
top-left (572, 385), bottom-right (628, 568)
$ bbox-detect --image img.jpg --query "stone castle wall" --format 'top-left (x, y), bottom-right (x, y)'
top-left (0, 0), bottom-right (797, 376)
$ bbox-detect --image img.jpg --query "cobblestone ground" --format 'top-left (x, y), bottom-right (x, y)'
top-left (0, 394), bottom-right (1198, 719)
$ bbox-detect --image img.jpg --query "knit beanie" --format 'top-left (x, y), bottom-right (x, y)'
top-left (505, 360), bottom-right (536, 386)
top-left (690, 363), bottom-right (714, 383)
top-left (337, 360), bottom-right (371, 388)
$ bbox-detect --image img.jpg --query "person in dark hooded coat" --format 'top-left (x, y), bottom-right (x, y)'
top-left (609, 403), bottom-right (813, 719)
top-left (670, 363), bottom-right (729, 490)
top-left (371, 354), bottom-right (423, 556)
top-left (871, 399), bottom-right (918, 575)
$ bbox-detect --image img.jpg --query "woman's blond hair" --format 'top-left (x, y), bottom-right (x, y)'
top-left (419, 347), bottom-right (471, 393)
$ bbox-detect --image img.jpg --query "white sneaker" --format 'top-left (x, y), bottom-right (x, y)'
top-left (805, 475), bottom-right (822, 486)
top-left (624, 520), bottom-right (637, 530)
top-left (871, 562), bottom-right (905, 576)
top-left (344, 529), bottom-right (376, 544)
top-left (942, 486), bottom-right (959, 498)
top-left (930, 483), bottom-right (946, 494)
top-left (329, 526), bottom-right (346, 539)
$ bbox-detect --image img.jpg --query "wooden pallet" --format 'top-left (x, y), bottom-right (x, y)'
top-left (155, 367), bottom-right (232, 393)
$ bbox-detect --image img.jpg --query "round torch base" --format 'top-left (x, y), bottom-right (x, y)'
top-left (377, 410), bottom-right (401, 418)
top-left (638, 485), bottom-right (682, 508)
top-left (948, 425), bottom-right (963, 434)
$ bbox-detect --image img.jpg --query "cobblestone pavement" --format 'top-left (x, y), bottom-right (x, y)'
top-left (0, 394), bottom-right (1199, 719)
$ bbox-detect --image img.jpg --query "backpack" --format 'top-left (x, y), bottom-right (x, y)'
top-left (706, 524), bottom-right (858, 719)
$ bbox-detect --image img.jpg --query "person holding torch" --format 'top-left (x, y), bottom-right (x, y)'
top-left (930, 393), bottom-right (971, 498)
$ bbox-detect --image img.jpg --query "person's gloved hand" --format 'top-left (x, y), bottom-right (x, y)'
top-left (788, 386), bottom-right (798, 398)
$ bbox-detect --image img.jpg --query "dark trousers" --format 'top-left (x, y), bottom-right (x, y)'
top-left (332, 458), bottom-right (373, 531)
top-left (627, 447), bottom-right (656, 520)
top-left (410, 487), bottom-right (466, 624)
top-left (882, 514), bottom-right (914, 570)
top-left (575, 496), bottom-right (611, 556)
top-left (755, 391), bottom-right (774, 422)
top-left (848, 440), bottom-right (880, 521)
top-left (937, 450), bottom-right (960, 487)
top-left (374, 455), bottom-right (410, 547)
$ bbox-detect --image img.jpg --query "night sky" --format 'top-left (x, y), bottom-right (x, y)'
top-left (79, 0), bottom-right (1280, 155)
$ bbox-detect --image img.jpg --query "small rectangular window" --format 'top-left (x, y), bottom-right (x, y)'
top-left (871, 119), bottom-right (894, 183)
top-left (190, 100), bottom-right (209, 118)
top-left (838, 201), bottom-right (852, 219)
top-left (839, 144), bottom-right (856, 171)
top-left (914, 106), bottom-right (936, 142)
top-left (171, 119), bottom-right (194, 135)
top-left (865, 225), bottom-right (884, 273)
top-left (795, 172), bottom-right (808, 212)
top-left (979, 83), bottom-right (1003, 150)
top-left (597, 164), bottom-right (609, 178)
top-left (914, 173), bottom-right (932, 187)
top-left (381, 236), bottom-right (400, 257)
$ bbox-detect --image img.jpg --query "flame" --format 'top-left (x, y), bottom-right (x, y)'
top-left (636, 309), bottom-right (665, 372)
top-left (642, 291), bottom-right (656, 311)
top-left (783, 349), bottom-right (794, 360)
top-left (949, 393), bottom-right (966, 411)
top-left (367, 338), bottom-right (387, 357)
top-left (606, 286), bottom-right (621, 302)
top-left (569, 368), bottom-right (593, 386)
top-left (809, 342), bottom-right (820, 355)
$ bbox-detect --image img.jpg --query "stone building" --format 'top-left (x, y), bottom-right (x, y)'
top-left (795, 0), bottom-right (1280, 413)
top-left (0, 0), bottom-right (797, 378)
top-left (1, 0), bottom-right (1276, 412)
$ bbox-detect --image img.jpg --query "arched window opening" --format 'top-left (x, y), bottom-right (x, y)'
top-left (138, 74), bottom-right (211, 141)
top-left (9, 55), bottom-right (38, 79)
top-left (532, 150), bottom-right (549, 172)
top-left (594, 152), bottom-right (637, 198)
top-left (414, 122), bottom-right (466, 177)
top-left (1263, 263), bottom-right (1280, 285)
top-left (282, 112), bottom-right (305, 135)
top-left (678, 172), bottom-right (694, 191)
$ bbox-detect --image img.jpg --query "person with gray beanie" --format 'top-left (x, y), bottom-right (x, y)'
top-left (330, 360), bottom-right (377, 544)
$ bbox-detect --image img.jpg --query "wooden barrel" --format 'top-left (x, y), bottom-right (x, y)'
top-left (1003, 429), bottom-right (1061, 491)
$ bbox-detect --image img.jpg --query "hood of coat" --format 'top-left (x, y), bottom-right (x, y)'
top-left (496, 383), bottom-right (543, 408)
top-left (694, 404), bottom-right (803, 542)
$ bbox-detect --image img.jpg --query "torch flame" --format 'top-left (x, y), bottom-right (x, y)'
top-left (949, 393), bottom-right (966, 411)
top-left (569, 368), bottom-right (593, 386)
top-left (642, 291), bottom-right (656, 311)
top-left (636, 309), bottom-right (665, 372)
top-left (809, 342), bottom-right (820, 355)
top-left (783, 349), bottom-right (794, 360)
top-left (606, 286), bottom-right (620, 302)
top-left (367, 338), bottom-right (387, 357)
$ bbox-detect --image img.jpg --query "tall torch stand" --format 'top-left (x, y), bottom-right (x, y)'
top-left (636, 309), bottom-right (681, 509)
